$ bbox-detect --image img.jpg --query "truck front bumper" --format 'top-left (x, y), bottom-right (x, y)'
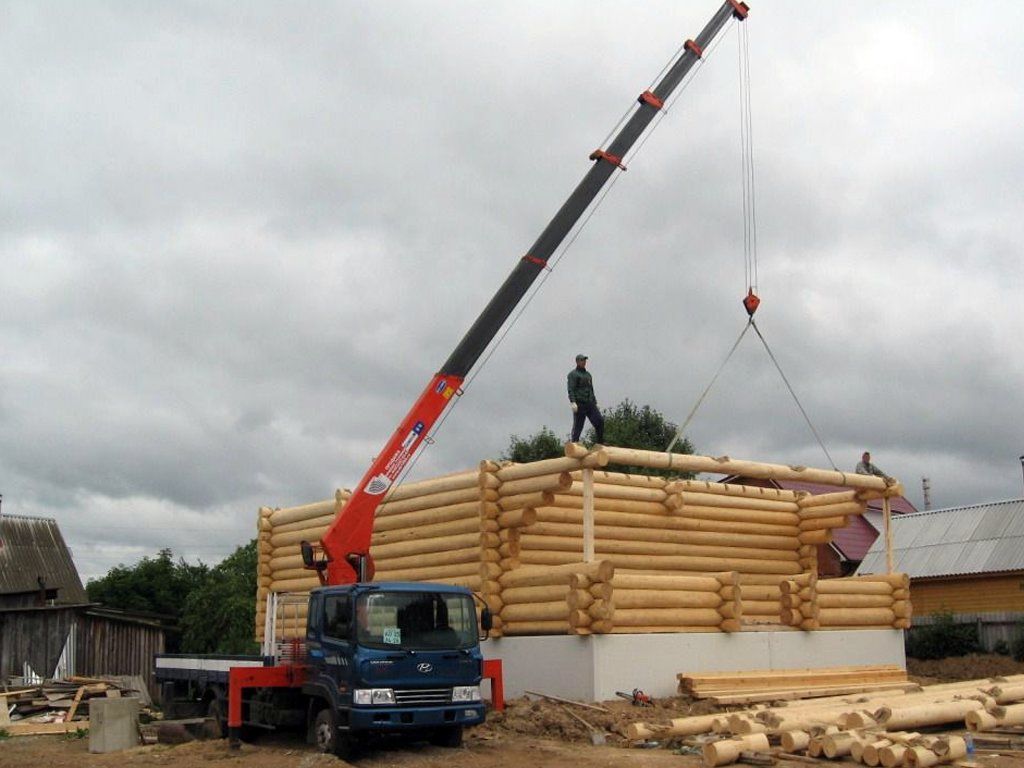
top-left (348, 702), bottom-right (485, 731)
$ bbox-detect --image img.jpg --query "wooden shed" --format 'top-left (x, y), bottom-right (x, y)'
top-left (0, 514), bottom-right (168, 695)
top-left (857, 498), bottom-right (1024, 649)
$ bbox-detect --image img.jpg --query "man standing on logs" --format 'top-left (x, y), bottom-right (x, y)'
top-left (568, 354), bottom-right (605, 444)
top-left (856, 451), bottom-right (890, 480)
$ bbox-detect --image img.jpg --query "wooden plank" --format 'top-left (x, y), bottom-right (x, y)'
top-left (0, 695), bottom-right (9, 726)
top-left (524, 690), bottom-right (611, 713)
top-left (66, 686), bottom-right (86, 722)
top-left (4, 720), bottom-right (87, 736)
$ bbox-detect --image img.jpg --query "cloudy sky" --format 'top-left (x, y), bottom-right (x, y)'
top-left (2, 2), bottom-right (1022, 582)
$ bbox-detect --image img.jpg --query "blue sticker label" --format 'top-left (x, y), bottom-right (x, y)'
top-left (434, 379), bottom-right (448, 394)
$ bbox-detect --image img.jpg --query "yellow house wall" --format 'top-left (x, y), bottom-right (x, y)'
top-left (912, 573), bottom-right (1024, 615)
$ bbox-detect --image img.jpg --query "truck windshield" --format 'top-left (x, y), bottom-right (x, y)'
top-left (355, 591), bottom-right (477, 650)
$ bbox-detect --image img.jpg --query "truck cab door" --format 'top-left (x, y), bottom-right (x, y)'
top-left (315, 592), bottom-right (355, 701)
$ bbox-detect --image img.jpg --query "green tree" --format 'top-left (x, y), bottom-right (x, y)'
top-left (584, 399), bottom-right (694, 477)
top-left (86, 548), bottom-right (208, 651)
top-left (180, 540), bottom-right (259, 655)
top-left (501, 426), bottom-right (564, 463)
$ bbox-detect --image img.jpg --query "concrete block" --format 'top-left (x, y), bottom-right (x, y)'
top-left (89, 697), bottom-right (140, 753)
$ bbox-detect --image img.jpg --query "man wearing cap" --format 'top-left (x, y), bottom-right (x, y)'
top-left (567, 354), bottom-right (604, 444)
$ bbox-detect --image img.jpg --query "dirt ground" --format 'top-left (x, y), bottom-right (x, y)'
top-left (5, 655), bottom-right (1024, 768)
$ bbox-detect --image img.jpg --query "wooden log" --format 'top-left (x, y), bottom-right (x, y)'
top-left (703, 734), bottom-right (771, 767)
top-left (373, 501), bottom-right (493, 531)
top-left (517, 550), bottom-right (801, 574)
top-left (498, 507), bottom-right (538, 528)
top-left (817, 580), bottom-right (893, 595)
top-left (568, 609), bottom-right (593, 629)
top-left (494, 454), bottom-right (608, 482)
top-left (845, 573), bottom-right (910, 589)
top-left (499, 585), bottom-right (573, 606)
top-left (570, 468), bottom-right (667, 488)
top-left (500, 620), bottom-right (570, 635)
top-left (497, 491), bottom-right (554, 512)
top-left (966, 702), bottom-right (1024, 730)
top-left (818, 594), bottom-right (896, 609)
top-left (566, 589), bottom-right (595, 610)
top-left (742, 600), bottom-right (781, 616)
top-left (535, 504), bottom-right (799, 537)
top-left (268, 496), bottom-right (344, 527)
top-left (497, 560), bottom-right (614, 588)
top-left (497, 472), bottom-right (573, 497)
top-left (798, 530), bottom-right (831, 545)
top-left (518, 533), bottom-right (799, 561)
top-left (669, 479), bottom-right (800, 501)
top-left (985, 684), bottom-right (1024, 704)
top-left (613, 607), bottom-right (722, 626)
top-left (520, 520), bottom-right (798, 552)
top-left (612, 573), bottom-right (721, 591)
top-left (878, 744), bottom-right (909, 768)
top-left (371, 516), bottom-right (493, 546)
top-left (372, 561), bottom-right (481, 583)
top-left (677, 504), bottom-right (800, 527)
top-left (818, 608), bottom-right (895, 626)
top-left (374, 546), bottom-right (484, 571)
top-left (378, 486), bottom-right (493, 516)
top-left (799, 490), bottom-right (858, 509)
top-left (676, 491), bottom-right (800, 514)
top-left (799, 501), bottom-right (866, 521)
top-left (563, 481), bottom-right (667, 503)
top-left (479, 472), bottom-right (501, 490)
top-left (625, 714), bottom-right (723, 740)
top-left (595, 446), bottom-right (894, 492)
top-left (371, 532), bottom-right (491, 560)
top-left (272, 512), bottom-right (335, 534)
top-left (875, 699), bottom-right (987, 729)
top-left (546, 495), bottom-right (668, 515)
top-left (798, 516), bottom-right (848, 532)
top-left (861, 739), bottom-right (892, 766)
top-left (380, 469), bottom-right (480, 501)
top-left (500, 601), bottom-right (569, 622)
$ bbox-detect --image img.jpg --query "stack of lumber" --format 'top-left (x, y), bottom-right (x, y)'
top-left (678, 664), bottom-right (910, 704)
top-left (625, 673), bottom-right (1024, 766)
top-left (1, 676), bottom-right (140, 736)
top-left (495, 560), bottom-right (614, 636)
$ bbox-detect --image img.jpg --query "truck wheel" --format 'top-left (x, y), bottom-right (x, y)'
top-left (314, 708), bottom-right (356, 759)
top-left (430, 725), bottom-right (464, 748)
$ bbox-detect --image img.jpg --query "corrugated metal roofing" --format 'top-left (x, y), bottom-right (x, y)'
top-left (0, 514), bottom-right (87, 603)
top-left (857, 499), bottom-right (1024, 578)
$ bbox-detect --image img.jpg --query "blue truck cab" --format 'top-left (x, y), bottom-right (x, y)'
top-left (302, 582), bottom-right (488, 756)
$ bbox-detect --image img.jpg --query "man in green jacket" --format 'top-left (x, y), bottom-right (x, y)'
top-left (567, 354), bottom-right (604, 443)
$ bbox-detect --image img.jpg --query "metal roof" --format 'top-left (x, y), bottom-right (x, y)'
top-left (0, 514), bottom-right (87, 603)
top-left (857, 499), bottom-right (1024, 578)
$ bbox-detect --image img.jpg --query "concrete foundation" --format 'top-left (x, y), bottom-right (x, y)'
top-left (483, 629), bottom-right (906, 701)
top-left (89, 697), bottom-right (140, 753)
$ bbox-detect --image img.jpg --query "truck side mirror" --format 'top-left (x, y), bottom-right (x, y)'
top-left (480, 607), bottom-right (493, 634)
top-left (300, 540), bottom-right (316, 568)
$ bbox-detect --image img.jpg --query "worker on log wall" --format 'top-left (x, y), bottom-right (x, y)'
top-left (568, 353), bottom-right (605, 444)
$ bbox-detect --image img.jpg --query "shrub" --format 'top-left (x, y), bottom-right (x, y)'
top-left (905, 610), bottom-right (979, 659)
top-left (992, 638), bottom-right (1010, 656)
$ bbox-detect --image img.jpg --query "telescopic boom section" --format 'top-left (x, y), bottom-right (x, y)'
top-left (319, 0), bottom-right (749, 585)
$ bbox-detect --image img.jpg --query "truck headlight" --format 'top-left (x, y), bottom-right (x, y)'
top-left (353, 688), bottom-right (396, 705)
top-left (451, 685), bottom-right (482, 702)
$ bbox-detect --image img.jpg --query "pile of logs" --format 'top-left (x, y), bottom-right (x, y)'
top-left (255, 443), bottom-right (907, 641)
top-left (625, 673), bottom-right (1024, 766)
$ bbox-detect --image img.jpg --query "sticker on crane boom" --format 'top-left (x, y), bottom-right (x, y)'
top-left (434, 379), bottom-right (448, 394)
top-left (441, 386), bottom-right (455, 400)
top-left (400, 421), bottom-right (425, 451)
top-left (365, 474), bottom-right (392, 495)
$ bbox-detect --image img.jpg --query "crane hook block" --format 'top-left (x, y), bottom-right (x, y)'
top-left (743, 288), bottom-right (761, 317)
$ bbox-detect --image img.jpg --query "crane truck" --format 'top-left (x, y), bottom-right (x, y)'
top-left (154, 1), bottom-right (749, 757)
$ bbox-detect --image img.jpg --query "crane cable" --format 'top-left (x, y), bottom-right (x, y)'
top-left (666, 21), bottom-right (838, 471)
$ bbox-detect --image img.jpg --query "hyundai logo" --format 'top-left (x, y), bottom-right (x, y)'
top-left (416, 663), bottom-right (433, 673)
